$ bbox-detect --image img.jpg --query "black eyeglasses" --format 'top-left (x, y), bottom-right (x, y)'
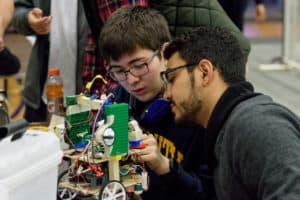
top-left (160, 63), bottom-right (197, 84)
top-left (108, 50), bottom-right (159, 81)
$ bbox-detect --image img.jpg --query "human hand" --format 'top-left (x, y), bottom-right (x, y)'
top-left (27, 8), bottom-right (52, 35)
top-left (137, 134), bottom-right (170, 175)
top-left (256, 3), bottom-right (266, 24)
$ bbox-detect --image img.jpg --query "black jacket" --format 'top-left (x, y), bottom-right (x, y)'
top-left (82, 0), bottom-right (250, 57)
top-left (149, 0), bottom-right (250, 56)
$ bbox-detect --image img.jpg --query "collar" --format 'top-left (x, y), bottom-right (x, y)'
top-left (205, 81), bottom-right (261, 170)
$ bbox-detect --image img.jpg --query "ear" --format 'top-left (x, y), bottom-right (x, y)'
top-left (196, 59), bottom-right (215, 86)
top-left (161, 42), bottom-right (169, 55)
top-left (160, 42), bottom-right (169, 66)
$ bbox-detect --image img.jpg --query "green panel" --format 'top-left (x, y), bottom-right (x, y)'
top-left (104, 103), bottom-right (128, 156)
top-left (67, 122), bottom-right (90, 144)
top-left (66, 111), bottom-right (89, 123)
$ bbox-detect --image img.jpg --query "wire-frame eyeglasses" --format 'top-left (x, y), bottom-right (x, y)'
top-left (160, 63), bottom-right (197, 85)
top-left (108, 50), bottom-right (159, 81)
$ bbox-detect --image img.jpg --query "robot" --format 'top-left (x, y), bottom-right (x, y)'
top-left (57, 96), bottom-right (148, 200)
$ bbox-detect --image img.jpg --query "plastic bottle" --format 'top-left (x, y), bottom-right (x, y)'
top-left (0, 90), bottom-right (9, 126)
top-left (0, 89), bottom-right (8, 114)
top-left (46, 68), bottom-right (64, 121)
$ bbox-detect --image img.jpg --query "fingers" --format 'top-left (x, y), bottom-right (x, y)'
top-left (136, 135), bottom-right (159, 162)
top-left (138, 145), bottom-right (154, 157)
top-left (141, 133), bottom-right (156, 145)
top-left (31, 8), bottom-right (43, 18)
top-left (131, 134), bottom-right (170, 174)
top-left (141, 148), bottom-right (170, 175)
top-left (33, 16), bottom-right (52, 34)
top-left (28, 8), bottom-right (52, 35)
top-left (130, 134), bottom-right (157, 161)
top-left (131, 145), bottom-right (153, 158)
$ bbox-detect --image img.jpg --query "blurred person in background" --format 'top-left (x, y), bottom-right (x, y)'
top-left (0, 0), bottom-right (20, 76)
top-left (13, 0), bottom-right (88, 122)
top-left (218, 0), bottom-right (266, 31)
top-left (149, 0), bottom-right (251, 57)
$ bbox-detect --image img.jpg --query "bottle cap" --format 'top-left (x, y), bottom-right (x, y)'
top-left (48, 68), bottom-right (60, 75)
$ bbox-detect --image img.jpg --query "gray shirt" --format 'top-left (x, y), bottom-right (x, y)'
top-left (215, 94), bottom-right (300, 199)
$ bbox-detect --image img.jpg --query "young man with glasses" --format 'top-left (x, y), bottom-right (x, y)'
top-left (80, 0), bottom-right (148, 94)
top-left (161, 26), bottom-right (300, 199)
top-left (99, 6), bottom-right (214, 200)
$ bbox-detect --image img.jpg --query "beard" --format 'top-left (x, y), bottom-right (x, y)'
top-left (172, 91), bottom-right (202, 126)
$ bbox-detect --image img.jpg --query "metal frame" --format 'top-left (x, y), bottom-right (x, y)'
top-left (259, 0), bottom-right (300, 70)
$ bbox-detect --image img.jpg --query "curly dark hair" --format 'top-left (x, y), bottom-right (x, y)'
top-left (164, 26), bottom-right (247, 84)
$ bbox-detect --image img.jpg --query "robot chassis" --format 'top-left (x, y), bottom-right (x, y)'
top-left (57, 93), bottom-right (149, 200)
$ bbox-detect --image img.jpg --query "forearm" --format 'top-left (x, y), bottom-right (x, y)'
top-left (13, 0), bottom-right (35, 35)
top-left (0, 0), bottom-right (14, 37)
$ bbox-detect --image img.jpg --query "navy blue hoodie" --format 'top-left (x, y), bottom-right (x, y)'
top-left (112, 85), bottom-right (215, 200)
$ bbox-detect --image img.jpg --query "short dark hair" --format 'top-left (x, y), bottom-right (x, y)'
top-left (164, 26), bottom-right (247, 84)
top-left (99, 6), bottom-right (171, 61)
